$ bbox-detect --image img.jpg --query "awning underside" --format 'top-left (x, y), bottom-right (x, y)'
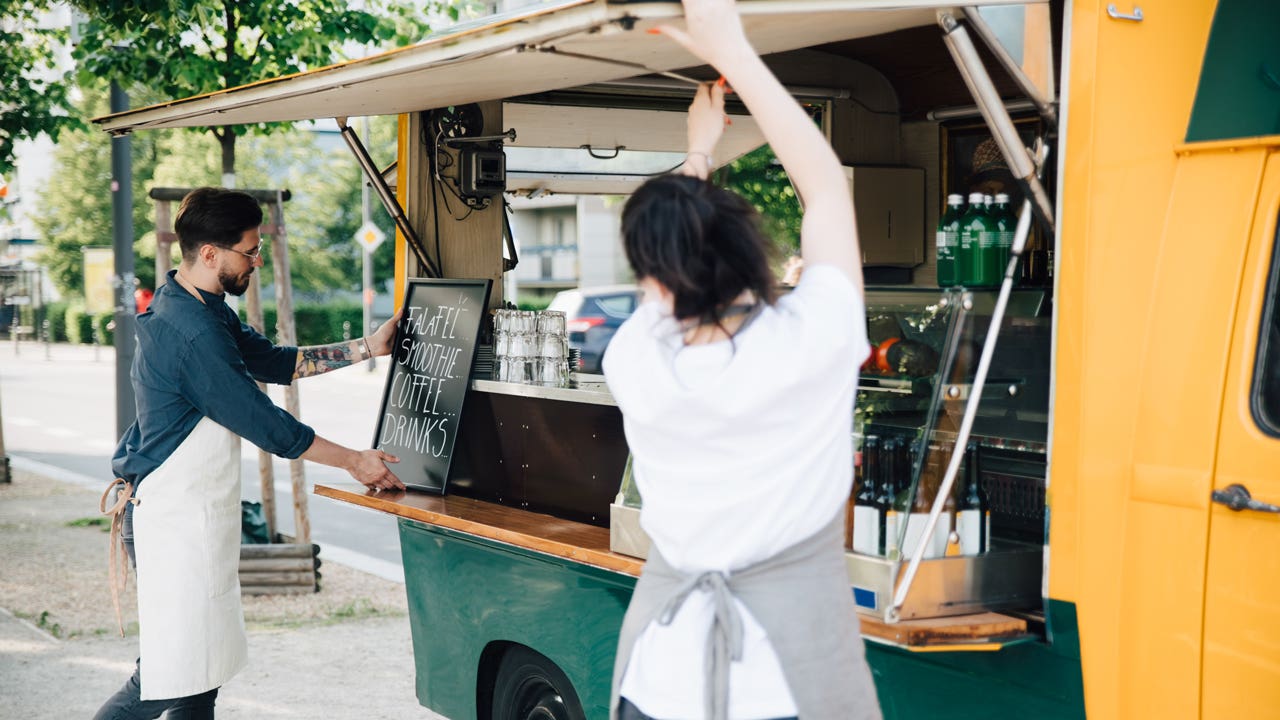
top-left (92, 1), bottom-right (1023, 134)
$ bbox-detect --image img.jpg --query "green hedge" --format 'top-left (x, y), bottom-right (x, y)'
top-left (239, 303), bottom-right (365, 346)
top-left (516, 297), bottom-right (553, 312)
top-left (65, 304), bottom-right (94, 345)
top-left (44, 301), bottom-right (69, 342)
top-left (93, 312), bottom-right (114, 346)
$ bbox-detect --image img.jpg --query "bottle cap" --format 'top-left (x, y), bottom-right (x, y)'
top-left (984, 194), bottom-right (994, 205)
top-left (968, 192), bottom-right (985, 204)
top-left (995, 193), bottom-right (1010, 203)
top-left (948, 193), bottom-right (964, 204)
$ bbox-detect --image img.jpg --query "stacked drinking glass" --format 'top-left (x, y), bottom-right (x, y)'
top-left (493, 309), bottom-right (570, 387)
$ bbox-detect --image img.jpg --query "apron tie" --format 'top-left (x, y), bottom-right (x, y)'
top-left (656, 570), bottom-right (744, 720)
top-left (99, 478), bottom-right (138, 637)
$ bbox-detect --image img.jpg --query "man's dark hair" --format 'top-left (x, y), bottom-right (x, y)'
top-left (175, 187), bottom-right (263, 262)
top-left (622, 174), bottom-right (778, 325)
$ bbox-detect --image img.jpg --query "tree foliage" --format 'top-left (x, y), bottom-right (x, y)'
top-left (32, 84), bottom-right (165, 296)
top-left (34, 83), bottom-right (401, 300)
top-left (0, 2), bottom-right (78, 175)
top-left (720, 145), bottom-right (802, 256)
top-left (68, 0), bottom-right (458, 178)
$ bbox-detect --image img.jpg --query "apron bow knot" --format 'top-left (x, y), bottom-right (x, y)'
top-left (656, 569), bottom-right (744, 720)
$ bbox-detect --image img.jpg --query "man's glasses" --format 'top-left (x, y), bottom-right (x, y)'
top-left (223, 241), bottom-right (265, 260)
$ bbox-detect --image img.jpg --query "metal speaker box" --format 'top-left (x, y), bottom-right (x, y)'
top-left (461, 147), bottom-right (506, 198)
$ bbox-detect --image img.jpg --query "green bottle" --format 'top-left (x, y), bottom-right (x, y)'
top-left (936, 194), bottom-right (964, 287)
top-left (959, 192), bottom-right (993, 287)
top-left (992, 193), bottom-right (1016, 285)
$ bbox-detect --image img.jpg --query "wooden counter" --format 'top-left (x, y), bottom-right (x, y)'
top-left (315, 483), bottom-right (644, 575)
top-left (317, 484), bottom-right (1031, 650)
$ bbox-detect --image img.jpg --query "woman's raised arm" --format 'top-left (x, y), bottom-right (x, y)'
top-left (656, 0), bottom-right (863, 292)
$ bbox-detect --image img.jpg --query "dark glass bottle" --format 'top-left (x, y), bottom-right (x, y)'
top-left (957, 441), bottom-right (990, 554)
top-left (875, 438), bottom-right (899, 556)
top-left (852, 436), bottom-right (881, 555)
top-left (941, 442), bottom-right (962, 556)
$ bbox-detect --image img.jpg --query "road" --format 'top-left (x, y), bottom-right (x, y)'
top-left (0, 339), bottom-right (405, 581)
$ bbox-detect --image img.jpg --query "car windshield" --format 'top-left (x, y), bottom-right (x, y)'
top-left (548, 291), bottom-right (583, 314)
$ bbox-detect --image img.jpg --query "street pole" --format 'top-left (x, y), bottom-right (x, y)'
top-left (361, 117), bottom-right (375, 372)
top-left (111, 80), bottom-right (137, 437)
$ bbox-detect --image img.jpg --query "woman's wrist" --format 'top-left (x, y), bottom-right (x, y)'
top-left (682, 150), bottom-right (713, 179)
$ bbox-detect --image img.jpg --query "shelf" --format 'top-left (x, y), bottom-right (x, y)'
top-left (315, 484), bottom-right (643, 576)
top-left (860, 611), bottom-right (1034, 651)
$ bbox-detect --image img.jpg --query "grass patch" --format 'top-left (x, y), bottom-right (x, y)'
top-left (17, 610), bottom-right (66, 638)
top-left (332, 598), bottom-right (378, 619)
top-left (66, 516), bottom-right (110, 532)
top-left (243, 598), bottom-right (404, 632)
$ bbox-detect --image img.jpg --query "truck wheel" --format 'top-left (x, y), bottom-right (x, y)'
top-left (491, 646), bottom-right (586, 720)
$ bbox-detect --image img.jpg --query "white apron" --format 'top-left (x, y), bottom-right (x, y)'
top-left (132, 416), bottom-right (248, 700)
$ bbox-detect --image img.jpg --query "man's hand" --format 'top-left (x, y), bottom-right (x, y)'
top-left (350, 449), bottom-right (404, 492)
top-left (302, 436), bottom-right (404, 491)
top-left (368, 306), bottom-right (405, 357)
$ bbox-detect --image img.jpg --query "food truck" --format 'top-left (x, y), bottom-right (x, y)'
top-left (96, 1), bottom-right (1280, 718)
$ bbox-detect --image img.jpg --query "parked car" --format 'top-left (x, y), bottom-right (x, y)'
top-left (547, 285), bottom-right (640, 374)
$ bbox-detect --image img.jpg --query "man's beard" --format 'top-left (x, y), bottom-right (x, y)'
top-left (218, 267), bottom-right (252, 296)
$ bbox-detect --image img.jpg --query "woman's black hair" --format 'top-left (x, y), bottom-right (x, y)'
top-left (621, 174), bottom-right (778, 326)
top-left (174, 187), bottom-right (264, 262)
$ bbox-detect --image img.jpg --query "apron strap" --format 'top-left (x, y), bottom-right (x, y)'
top-left (99, 478), bottom-right (139, 637)
top-left (655, 570), bottom-right (744, 720)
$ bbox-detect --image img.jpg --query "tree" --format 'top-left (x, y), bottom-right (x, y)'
top-left (69, 0), bottom-right (465, 185)
top-left (0, 2), bottom-right (77, 176)
top-left (35, 86), bottom-right (399, 300)
top-left (720, 145), bottom-right (803, 257)
top-left (32, 83), bottom-right (166, 297)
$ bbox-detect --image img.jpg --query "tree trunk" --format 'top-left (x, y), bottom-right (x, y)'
top-left (220, 127), bottom-right (236, 188)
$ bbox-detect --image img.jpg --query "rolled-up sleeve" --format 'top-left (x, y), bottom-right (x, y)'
top-left (178, 327), bottom-right (315, 459)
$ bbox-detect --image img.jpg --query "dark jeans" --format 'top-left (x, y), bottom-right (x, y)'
top-left (618, 697), bottom-right (798, 720)
top-left (94, 504), bottom-right (220, 720)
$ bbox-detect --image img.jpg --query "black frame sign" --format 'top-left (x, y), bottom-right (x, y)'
top-left (373, 278), bottom-right (492, 494)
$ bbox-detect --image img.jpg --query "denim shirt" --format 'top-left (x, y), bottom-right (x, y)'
top-left (111, 270), bottom-right (314, 486)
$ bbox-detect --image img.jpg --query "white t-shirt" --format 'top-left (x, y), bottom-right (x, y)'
top-left (603, 265), bottom-right (870, 720)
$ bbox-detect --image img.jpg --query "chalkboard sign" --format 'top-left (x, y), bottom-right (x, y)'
top-left (373, 278), bottom-right (492, 494)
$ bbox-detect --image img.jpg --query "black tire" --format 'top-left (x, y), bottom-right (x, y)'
top-left (490, 646), bottom-right (587, 720)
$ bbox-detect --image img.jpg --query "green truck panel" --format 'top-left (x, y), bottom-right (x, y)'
top-left (399, 519), bottom-right (1085, 719)
top-left (1186, 0), bottom-right (1280, 143)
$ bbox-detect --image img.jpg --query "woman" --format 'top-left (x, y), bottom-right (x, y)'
top-left (601, 2), bottom-right (881, 719)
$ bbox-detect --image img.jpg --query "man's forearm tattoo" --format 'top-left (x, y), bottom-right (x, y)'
top-left (294, 339), bottom-right (369, 379)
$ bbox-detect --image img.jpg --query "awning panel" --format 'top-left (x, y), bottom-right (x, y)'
top-left (94, 0), bottom-right (1034, 134)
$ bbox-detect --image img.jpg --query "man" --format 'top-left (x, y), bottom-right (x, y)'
top-left (95, 187), bottom-right (405, 719)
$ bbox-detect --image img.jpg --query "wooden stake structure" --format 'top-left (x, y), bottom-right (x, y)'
top-left (265, 192), bottom-right (311, 547)
top-left (244, 269), bottom-right (277, 542)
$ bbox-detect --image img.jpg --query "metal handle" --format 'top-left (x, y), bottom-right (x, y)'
top-left (1106, 4), bottom-right (1144, 22)
top-left (1211, 484), bottom-right (1280, 514)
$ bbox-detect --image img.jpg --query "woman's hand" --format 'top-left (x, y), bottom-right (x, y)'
top-left (653, 0), bottom-right (752, 68)
top-left (367, 306), bottom-right (405, 357)
top-left (680, 81), bottom-right (727, 179)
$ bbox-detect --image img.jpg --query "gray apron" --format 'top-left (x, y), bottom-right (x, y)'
top-left (611, 514), bottom-right (882, 720)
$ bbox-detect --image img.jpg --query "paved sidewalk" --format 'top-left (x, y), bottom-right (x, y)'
top-left (0, 468), bottom-right (443, 719)
top-left (1, 610), bottom-right (425, 719)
